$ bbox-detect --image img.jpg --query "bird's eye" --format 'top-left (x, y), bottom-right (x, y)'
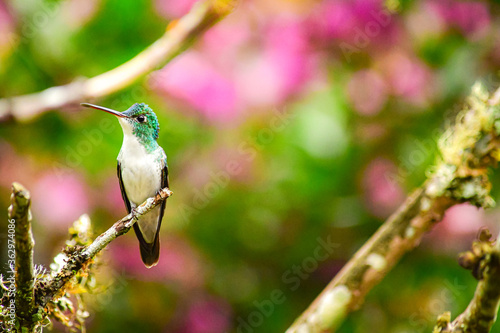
top-left (137, 115), bottom-right (146, 123)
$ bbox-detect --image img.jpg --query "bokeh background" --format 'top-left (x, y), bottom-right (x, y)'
top-left (2, 0), bottom-right (500, 332)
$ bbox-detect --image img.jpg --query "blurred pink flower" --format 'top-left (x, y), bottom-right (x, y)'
top-left (265, 18), bottom-right (313, 98)
top-left (111, 236), bottom-right (204, 289)
top-left (235, 52), bottom-right (285, 107)
top-left (0, 1), bottom-right (12, 24)
top-left (425, 203), bottom-right (487, 253)
top-left (363, 158), bottom-right (405, 217)
top-left (153, 10), bottom-right (317, 116)
top-left (441, 203), bottom-right (485, 235)
top-left (352, 0), bottom-right (385, 22)
top-left (347, 69), bottom-right (388, 115)
top-left (32, 172), bottom-right (90, 228)
top-left (427, 0), bottom-right (490, 39)
top-left (406, 2), bottom-right (446, 41)
top-left (151, 52), bottom-right (239, 122)
top-left (309, 0), bottom-right (396, 45)
top-left (310, 1), bottom-right (357, 40)
top-left (236, 17), bottom-right (316, 107)
top-left (380, 51), bottom-right (433, 106)
top-left (62, 0), bottom-right (101, 28)
top-left (202, 15), bottom-right (251, 66)
top-left (154, 0), bottom-right (198, 19)
top-left (0, 142), bottom-right (33, 188)
top-left (180, 296), bottom-right (232, 333)
top-left (0, 2), bottom-right (15, 50)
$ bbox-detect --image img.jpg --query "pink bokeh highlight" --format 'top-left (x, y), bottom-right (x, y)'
top-left (0, 1), bottom-right (14, 48)
top-left (427, 0), bottom-right (490, 39)
top-left (426, 203), bottom-right (488, 252)
top-left (262, 18), bottom-right (314, 101)
top-left (180, 296), bottom-right (232, 333)
top-left (362, 158), bottom-right (405, 218)
top-left (0, 142), bottom-right (34, 188)
top-left (31, 172), bottom-right (90, 229)
top-left (235, 16), bottom-right (315, 108)
top-left (152, 9), bottom-right (317, 121)
top-left (62, 0), bottom-right (101, 28)
top-left (347, 69), bottom-right (388, 115)
top-left (441, 203), bottom-right (486, 235)
top-left (154, 0), bottom-right (198, 19)
top-left (309, 0), bottom-right (395, 45)
top-left (202, 16), bottom-right (252, 66)
top-left (312, 1), bottom-right (357, 40)
top-left (379, 51), bottom-right (434, 106)
top-left (151, 52), bottom-right (239, 122)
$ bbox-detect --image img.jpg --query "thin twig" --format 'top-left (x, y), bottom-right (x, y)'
top-left (286, 82), bottom-right (500, 332)
top-left (433, 230), bottom-right (500, 333)
top-left (8, 183), bottom-right (36, 332)
top-left (0, 0), bottom-right (235, 121)
top-left (34, 187), bottom-right (172, 309)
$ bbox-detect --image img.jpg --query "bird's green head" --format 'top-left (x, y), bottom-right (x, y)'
top-left (122, 103), bottom-right (160, 141)
top-left (81, 102), bottom-right (160, 151)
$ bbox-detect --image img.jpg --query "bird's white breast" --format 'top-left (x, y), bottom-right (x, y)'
top-left (117, 133), bottom-right (163, 206)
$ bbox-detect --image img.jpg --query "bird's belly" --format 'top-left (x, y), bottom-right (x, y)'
top-left (121, 159), bottom-right (162, 206)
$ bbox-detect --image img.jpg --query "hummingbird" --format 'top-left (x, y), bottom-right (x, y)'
top-left (81, 102), bottom-right (169, 268)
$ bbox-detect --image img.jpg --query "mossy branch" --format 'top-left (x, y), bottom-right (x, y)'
top-left (0, 0), bottom-right (236, 122)
top-left (1, 186), bottom-right (171, 332)
top-left (34, 187), bottom-right (172, 310)
top-left (286, 82), bottom-right (500, 332)
top-left (7, 183), bottom-right (36, 332)
top-left (433, 229), bottom-right (500, 333)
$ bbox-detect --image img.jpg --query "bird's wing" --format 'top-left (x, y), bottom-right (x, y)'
top-left (141, 160), bottom-right (168, 267)
top-left (117, 161), bottom-right (132, 214)
top-left (155, 159), bottom-right (169, 240)
top-left (162, 158), bottom-right (169, 189)
top-left (159, 160), bottom-right (169, 218)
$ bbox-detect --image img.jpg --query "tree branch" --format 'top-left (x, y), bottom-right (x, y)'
top-left (34, 187), bottom-right (172, 309)
top-left (286, 82), bottom-right (500, 332)
top-left (8, 183), bottom-right (36, 332)
top-left (433, 229), bottom-right (500, 333)
top-left (0, 0), bottom-right (236, 122)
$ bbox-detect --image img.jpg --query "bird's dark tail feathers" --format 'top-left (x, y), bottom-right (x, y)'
top-left (133, 223), bottom-right (160, 268)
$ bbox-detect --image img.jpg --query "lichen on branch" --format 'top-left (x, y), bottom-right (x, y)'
top-left (433, 229), bottom-right (500, 333)
top-left (35, 187), bottom-right (172, 310)
top-left (7, 183), bottom-right (37, 332)
top-left (0, 186), bottom-right (172, 332)
top-left (287, 82), bottom-right (500, 332)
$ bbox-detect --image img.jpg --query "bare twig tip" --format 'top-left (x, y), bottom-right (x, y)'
top-left (11, 182), bottom-right (30, 199)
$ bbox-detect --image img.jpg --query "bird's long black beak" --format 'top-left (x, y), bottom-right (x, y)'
top-left (80, 103), bottom-right (128, 118)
